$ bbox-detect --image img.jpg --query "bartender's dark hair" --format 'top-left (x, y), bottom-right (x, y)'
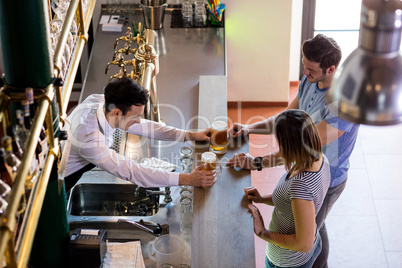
top-left (104, 77), bottom-right (149, 115)
top-left (302, 34), bottom-right (342, 73)
top-left (274, 110), bottom-right (322, 174)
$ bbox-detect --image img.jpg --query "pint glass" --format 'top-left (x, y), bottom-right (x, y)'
top-left (201, 152), bottom-right (222, 174)
top-left (209, 120), bottom-right (228, 154)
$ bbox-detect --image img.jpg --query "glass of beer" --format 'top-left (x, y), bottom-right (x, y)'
top-left (201, 152), bottom-right (222, 175)
top-left (210, 120), bottom-right (228, 154)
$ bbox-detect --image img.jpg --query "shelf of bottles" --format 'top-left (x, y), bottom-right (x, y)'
top-left (0, 0), bottom-right (97, 267)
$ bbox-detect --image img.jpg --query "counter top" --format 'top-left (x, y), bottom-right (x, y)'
top-left (78, 7), bottom-right (255, 268)
top-left (80, 8), bottom-right (226, 130)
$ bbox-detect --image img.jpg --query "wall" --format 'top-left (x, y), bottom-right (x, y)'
top-left (289, 0), bottom-right (303, 82)
top-left (226, 0), bottom-right (301, 102)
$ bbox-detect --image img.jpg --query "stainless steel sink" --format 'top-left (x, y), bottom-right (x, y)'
top-left (67, 182), bottom-right (184, 266)
top-left (67, 183), bottom-right (160, 217)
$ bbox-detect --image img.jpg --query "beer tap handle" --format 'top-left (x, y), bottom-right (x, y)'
top-left (112, 50), bottom-right (126, 60)
top-left (109, 73), bottom-right (119, 82)
top-left (119, 65), bottom-right (127, 76)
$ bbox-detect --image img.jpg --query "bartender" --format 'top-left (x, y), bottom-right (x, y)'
top-left (62, 77), bottom-right (216, 192)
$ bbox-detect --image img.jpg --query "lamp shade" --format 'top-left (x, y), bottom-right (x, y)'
top-left (327, 0), bottom-right (402, 125)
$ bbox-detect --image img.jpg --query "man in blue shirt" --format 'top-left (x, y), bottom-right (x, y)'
top-left (227, 34), bottom-right (359, 268)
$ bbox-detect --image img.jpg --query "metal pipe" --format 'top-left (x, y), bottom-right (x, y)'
top-left (117, 219), bottom-right (161, 236)
top-left (6, 236), bottom-right (16, 268)
top-left (84, 0), bottom-right (96, 33)
top-left (16, 146), bottom-right (59, 268)
top-left (150, 76), bottom-right (161, 122)
top-left (53, 0), bottom-right (80, 74)
top-left (144, 29), bottom-right (156, 48)
top-left (46, 100), bottom-right (56, 150)
top-left (0, 84), bottom-right (54, 265)
top-left (76, 0), bottom-right (85, 35)
top-left (0, 91), bottom-right (9, 123)
top-left (61, 36), bottom-right (87, 114)
top-left (142, 63), bottom-right (155, 121)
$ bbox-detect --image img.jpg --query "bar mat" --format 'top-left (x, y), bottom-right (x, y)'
top-left (170, 9), bottom-right (224, 28)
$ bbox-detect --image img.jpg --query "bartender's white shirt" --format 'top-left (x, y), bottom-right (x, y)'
top-left (63, 94), bottom-right (186, 186)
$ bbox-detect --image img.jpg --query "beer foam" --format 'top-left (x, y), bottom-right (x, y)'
top-left (202, 152), bottom-right (216, 163)
top-left (212, 121), bottom-right (227, 131)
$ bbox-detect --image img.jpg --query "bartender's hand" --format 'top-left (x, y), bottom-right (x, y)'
top-left (244, 186), bottom-right (264, 203)
top-left (179, 164), bottom-right (216, 187)
top-left (228, 123), bottom-right (250, 138)
top-left (185, 129), bottom-right (211, 142)
top-left (248, 203), bottom-right (266, 238)
top-left (226, 153), bottom-right (257, 170)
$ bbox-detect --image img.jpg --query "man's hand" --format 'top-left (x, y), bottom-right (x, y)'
top-left (179, 164), bottom-right (216, 187)
top-left (226, 152), bottom-right (257, 170)
top-left (186, 129), bottom-right (211, 142)
top-left (228, 123), bottom-right (250, 139)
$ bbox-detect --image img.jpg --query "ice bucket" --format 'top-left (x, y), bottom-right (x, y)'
top-left (140, 0), bottom-right (168, 29)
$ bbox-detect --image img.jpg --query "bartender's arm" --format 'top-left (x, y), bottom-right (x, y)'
top-left (128, 119), bottom-right (210, 142)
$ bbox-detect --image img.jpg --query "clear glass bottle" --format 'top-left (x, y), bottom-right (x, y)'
top-left (180, 197), bottom-right (192, 235)
top-left (6, 126), bottom-right (23, 160)
top-left (1, 138), bottom-right (27, 214)
top-left (2, 136), bottom-right (21, 173)
top-left (179, 146), bottom-right (194, 193)
top-left (21, 100), bottom-right (43, 163)
top-left (15, 108), bottom-right (40, 173)
top-left (15, 109), bottom-right (29, 147)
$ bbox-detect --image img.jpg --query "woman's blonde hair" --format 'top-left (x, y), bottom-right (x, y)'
top-left (274, 110), bottom-right (322, 174)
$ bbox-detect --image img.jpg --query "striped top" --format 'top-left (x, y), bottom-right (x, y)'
top-left (267, 155), bottom-right (331, 267)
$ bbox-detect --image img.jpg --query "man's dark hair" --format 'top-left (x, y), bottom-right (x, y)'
top-left (302, 34), bottom-right (342, 73)
top-left (104, 77), bottom-right (149, 115)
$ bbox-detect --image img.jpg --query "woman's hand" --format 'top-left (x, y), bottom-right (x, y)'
top-left (226, 153), bottom-right (256, 170)
top-left (244, 186), bottom-right (264, 203)
top-left (248, 203), bottom-right (266, 237)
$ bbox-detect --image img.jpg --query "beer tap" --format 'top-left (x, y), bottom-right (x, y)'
top-left (105, 53), bottom-right (124, 74)
top-left (112, 41), bottom-right (132, 59)
top-left (122, 59), bottom-right (135, 68)
top-left (114, 27), bottom-right (134, 49)
top-left (108, 66), bottom-right (127, 82)
top-left (134, 43), bottom-right (161, 122)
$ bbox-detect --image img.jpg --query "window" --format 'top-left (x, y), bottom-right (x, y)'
top-left (314, 0), bottom-right (361, 65)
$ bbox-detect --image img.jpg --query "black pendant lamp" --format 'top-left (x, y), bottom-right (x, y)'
top-left (327, 0), bottom-right (402, 125)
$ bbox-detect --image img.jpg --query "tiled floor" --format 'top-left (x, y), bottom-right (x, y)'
top-left (228, 84), bottom-right (402, 268)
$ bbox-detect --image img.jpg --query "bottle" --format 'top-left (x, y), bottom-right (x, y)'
top-left (1, 138), bottom-right (27, 214)
top-left (0, 149), bottom-right (13, 187)
top-left (25, 87), bottom-right (35, 122)
top-left (22, 100), bottom-right (33, 131)
top-left (15, 109), bottom-right (29, 147)
top-left (16, 111), bottom-right (40, 174)
top-left (21, 100), bottom-right (43, 158)
top-left (26, 88), bottom-right (47, 140)
top-left (6, 126), bottom-right (23, 160)
top-left (2, 136), bottom-right (21, 173)
top-left (180, 197), bottom-right (192, 235)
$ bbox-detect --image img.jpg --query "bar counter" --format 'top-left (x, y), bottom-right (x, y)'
top-left (78, 6), bottom-right (255, 267)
